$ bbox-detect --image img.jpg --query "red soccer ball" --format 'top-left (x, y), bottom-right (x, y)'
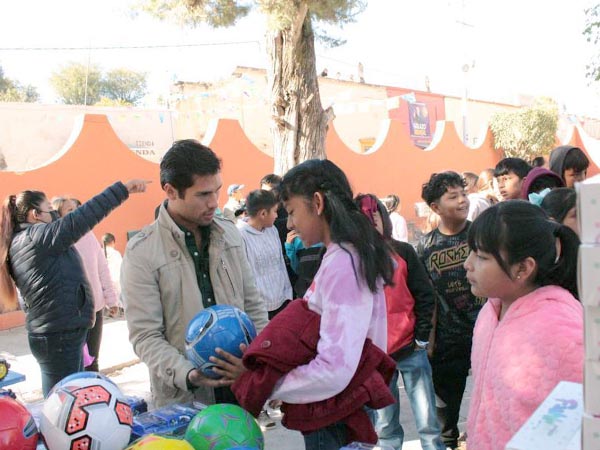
top-left (0, 396), bottom-right (39, 450)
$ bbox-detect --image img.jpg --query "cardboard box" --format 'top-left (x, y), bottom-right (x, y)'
top-left (505, 381), bottom-right (582, 450)
top-left (582, 413), bottom-right (600, 450)
top-left (585, 306), bottom-right (600, 361)
top-left (578, 245), bottom-right (600, 307)
top-left (585, 360), bottom-right (600, 416)
top-left (577, 175), bottom-right (600, 245)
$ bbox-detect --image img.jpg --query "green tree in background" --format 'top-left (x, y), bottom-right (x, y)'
top-left (138, 0), bottom-right (366, 174)
top-left (50, 63), bottom-right (102, 105)
top-left (100, 68), bottom-right (147, 105)
top-left (0, 65), bottom-right (39, 102)
top-left (489, 98), bottom-right (559, 160)
top-left (51, 63), bottom-right (147, 106)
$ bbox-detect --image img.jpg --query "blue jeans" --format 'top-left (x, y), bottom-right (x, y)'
top-left (28, 328), bottom-right (88, 396)
top-left (372, 349), bottom-right (445, 450)
top-left (304, 422), bottom-right (347, 450)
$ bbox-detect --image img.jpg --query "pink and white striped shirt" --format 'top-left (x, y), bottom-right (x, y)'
top-left (270, 242), bottom-right (387, 404)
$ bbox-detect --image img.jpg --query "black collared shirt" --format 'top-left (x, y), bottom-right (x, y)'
top-left (179, 224), bottom-right (216, 308)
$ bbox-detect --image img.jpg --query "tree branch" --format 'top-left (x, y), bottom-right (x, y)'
top-left (290, 2), bottom-right (309, 47)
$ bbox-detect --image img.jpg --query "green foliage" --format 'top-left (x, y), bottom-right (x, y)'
top-left (307, 0), bottom-right (366, 24)
top-left (137, 0), bottom-right (251, 28)
top-left (50, 63), bottom-right (102, 105)
top-left (137, 0), bottom-right (365, 31)
top-left (100, 68), bottom-right (147, 104)
top-left (489, 98), bottom-right (559, 160)
top-left (0, 65), bottom-right (39, 103)
top-left (584, 4), bottom-right (600, 81)
top-left (51, 63), bottom-right (147, 106)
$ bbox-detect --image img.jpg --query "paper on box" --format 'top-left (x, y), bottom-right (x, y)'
top-left (585, 360), bottom-right (600, 416)
top-left (585, 306), bottom-right (600, 361)
top-left (578, 245), bottom-right (600, 307)
top-left (582, 413), bottom-right (600, 450)
top-left (577, 175), bottom-right (600, 245)
top-left (505, 381), bottom-right (582, 450)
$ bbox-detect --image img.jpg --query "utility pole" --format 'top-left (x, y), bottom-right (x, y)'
top-left (456, 0), bottom-right (474, 145)
top-left (84, 41), bottom-right (91, 106)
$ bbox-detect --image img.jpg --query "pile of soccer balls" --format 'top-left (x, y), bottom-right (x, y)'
top-left (0, 304), bottom-right (263, 450)
top-left (6, 370), bottom-right (263, 450)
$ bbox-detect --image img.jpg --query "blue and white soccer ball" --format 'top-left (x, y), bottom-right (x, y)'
top-left (185, 305), bottom-right (257, 379)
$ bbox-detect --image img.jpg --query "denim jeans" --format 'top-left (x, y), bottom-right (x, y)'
top-left (372, 349), bottom-right (445, 450)
top-left (304, 422), bottom-right (347, 450)
top-left (28, 327), bottom-right (88, 396)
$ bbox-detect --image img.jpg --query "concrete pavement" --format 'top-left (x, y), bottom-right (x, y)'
top-left (0, 317), bottom-right (470, 450)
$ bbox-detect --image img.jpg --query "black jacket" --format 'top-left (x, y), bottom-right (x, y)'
top-left (9, 182), bottom-right (129, 333)
top-left (416, 223), bottom-right (485, 364)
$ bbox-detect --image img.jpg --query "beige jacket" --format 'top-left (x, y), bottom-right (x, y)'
top-left (121, 204), bottom-right (268, 408)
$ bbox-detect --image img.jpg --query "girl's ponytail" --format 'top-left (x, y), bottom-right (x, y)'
top-left (542, 223), bottom-right (580, 299)
top-left (0, 195), bottom-right (18, 311)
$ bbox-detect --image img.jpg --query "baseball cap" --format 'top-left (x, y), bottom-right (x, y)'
top-left (228, 184), bottom-right (245, 196)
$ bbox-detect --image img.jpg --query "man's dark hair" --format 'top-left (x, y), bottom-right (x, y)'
top-left (531, 156), bottom-right (546, 167)
top-left (245, 190), bottom-right (278, 217)
top-left (421, 171), bottom-right (466, 205)
top-left (160, 139), bottom-right (221, 197)
top-left (493, 157), bottom-right (532, 179)
top-left (260, 173), bottom-right (282, 188)
top-left (563, 147), bottom-right (590, 173)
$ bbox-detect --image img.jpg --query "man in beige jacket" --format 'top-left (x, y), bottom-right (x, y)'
top-left (121, 139), bottom-right (268, 408)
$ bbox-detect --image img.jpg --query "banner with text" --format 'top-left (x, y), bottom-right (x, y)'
top-left (408, 102), bottom-right (432, 147)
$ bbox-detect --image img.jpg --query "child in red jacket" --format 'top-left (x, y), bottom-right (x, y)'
top-left (356, 194), bottom-right (444, 450)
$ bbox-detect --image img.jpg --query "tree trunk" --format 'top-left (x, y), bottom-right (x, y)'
top-left (265, 6), bottom-right (334, 175)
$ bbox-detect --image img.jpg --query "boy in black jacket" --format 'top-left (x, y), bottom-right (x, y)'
top-left (417, 172), bottom-right (485, 450)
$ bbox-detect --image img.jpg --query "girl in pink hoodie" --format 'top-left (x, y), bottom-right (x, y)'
top-left (464, 200), bottom-right (583, 450)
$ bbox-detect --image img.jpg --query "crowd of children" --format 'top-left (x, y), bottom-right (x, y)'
top-left (0, 141), bottom-right (590, 450)
top-left (226, 144), bottom-right (587, 450)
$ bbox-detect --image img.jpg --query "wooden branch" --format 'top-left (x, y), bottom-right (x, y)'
top-left (291, 2), bottom-right (309, 47)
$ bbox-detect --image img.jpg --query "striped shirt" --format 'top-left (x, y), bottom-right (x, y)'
top-left (238, 223), bottom-right (292, 312)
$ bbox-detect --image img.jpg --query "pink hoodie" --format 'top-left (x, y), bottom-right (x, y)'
top-left (467, 285), bottom-right (583, 450)
top-left (74, 232), bottom-right (118, 312)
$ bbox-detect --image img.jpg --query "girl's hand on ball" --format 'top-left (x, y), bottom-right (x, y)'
top-left (210, 344), bottom-right (247, 380)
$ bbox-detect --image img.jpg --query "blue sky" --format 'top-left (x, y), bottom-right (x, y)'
top-left (0, 0), bottom-right (598, 116)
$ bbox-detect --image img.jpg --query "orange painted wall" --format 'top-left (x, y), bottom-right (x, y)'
top-left (1, 113), bottom-right (599, 257)
top-left (0, 115), bottom-right (161, 254)
top-left (326, 120), bottom-right (500, 224)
